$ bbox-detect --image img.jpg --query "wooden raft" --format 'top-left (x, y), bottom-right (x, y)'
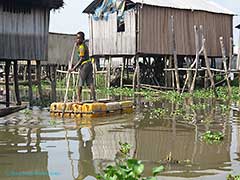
top-left (50, 100), bottom-right (134, 118)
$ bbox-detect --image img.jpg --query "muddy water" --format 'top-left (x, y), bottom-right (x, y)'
top-left (0, 97), bottom-right (239, 180)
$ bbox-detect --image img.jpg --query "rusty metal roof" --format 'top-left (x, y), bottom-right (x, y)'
top-left (83, 0), bottom-right (234, 15)
top-left (132, 0), bottom-right (234, 15)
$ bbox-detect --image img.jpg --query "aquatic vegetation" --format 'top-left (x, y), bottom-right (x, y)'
top-left (97, 87), bottom-right (135, 97)
top-left (97, 142), bottom-right (164, 180)
top-left (201, 131), bottom-right (224, 144)
top-left (20, 109), bottom-right (32, 116)
top-left (190, 103), bottom-right (207, 111)
top-left (227, 174), bottom-right (240, 180)
top-left (150, 108), bottom-right (167, 118)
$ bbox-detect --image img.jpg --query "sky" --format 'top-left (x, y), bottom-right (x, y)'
top-left (49, 0), bottom-right (240, 49)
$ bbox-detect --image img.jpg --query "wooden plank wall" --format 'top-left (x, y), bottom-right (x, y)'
top-left (90, 9), bottom-right (136, 56)
top-left (138, 6), bottom-right (233, 57)
top-left (46, 33), bottom-right (76, 65)
top-left (0, 5), bottom-right (49, 60)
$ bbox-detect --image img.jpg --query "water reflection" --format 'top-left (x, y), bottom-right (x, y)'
top-left (0, 99), bottom-right (239, 180)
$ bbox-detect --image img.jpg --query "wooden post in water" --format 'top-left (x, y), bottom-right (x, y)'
top-left (202, 38), bottom-right (216, 95)
top-left (36, 60), bottom-right (43, 104)
top-left (5, 61), bottom-right (11, 107)
top-left (120, 57), bottom-right (125, 88)
top-left (13, 61), bottom-right (21, 105)
top-left (107, 56), bottom-right (112, 89)
top-left (136, 56), bottom-right (140, 91)
top-left (190, 26), bottom-right (199, 94)
top-left (27, 60), bottom-right (33, 107)
top-left (170, 16), bottom-right (180, 93)
top-left (219, 37), bottom-right (231, 95)
top-left (51, 65), bottom-right (57, 102)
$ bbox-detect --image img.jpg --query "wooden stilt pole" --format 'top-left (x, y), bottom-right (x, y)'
top-left (237, 32), bottom-right (240, 95)
top-left (13, 61), bottom-right (21, 105)
top-left (120, 57), bottom-right (125, 88)
top-left (51, 65), bottom-right (57, 102)
top-left (36, 60), bottom-right (43, 104)
top-left (107, 56), bottom-right (112, 89)
top-left (5, 61), bottom-right (11, 107)
top-left (219, 37), bottom-right (231, 95)
top-left (136, 56), bottom-right (140, 91)
top-left (27, 60), bottom-right (33, 107)
top-left (190, 26), bottom-right (199, 94)
top-left (229, 37), bottom-right (233, 71)
top-left (170, 16), bottom-right (180, 93)
top-left (202, 39), bottom-right (217, 95)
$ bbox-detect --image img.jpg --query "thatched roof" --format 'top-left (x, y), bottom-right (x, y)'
top-left (0, 0), bottom-right (64, 10)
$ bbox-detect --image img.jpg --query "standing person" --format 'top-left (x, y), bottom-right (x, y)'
top-left (69, 31), bottom-right (96, 102)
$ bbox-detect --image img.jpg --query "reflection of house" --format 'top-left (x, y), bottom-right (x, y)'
top-left (0, 129), bottom-right (50, 180)
top-left (92, 122), bottom-right (136, 160)
top-left (134, 124), bottom-right (231, 176)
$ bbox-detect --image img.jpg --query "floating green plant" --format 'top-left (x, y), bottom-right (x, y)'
top-left (97, 142), bottom-right (164, 180)
top-left (227, 174), bottom-right (240, 180)
top-left (201, 131), bottom-right (224, 144)
top-left (150, 108), bottom-right (167, 118)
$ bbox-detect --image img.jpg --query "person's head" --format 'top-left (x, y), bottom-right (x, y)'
top-left (76, 31), bottom-right (85, 45)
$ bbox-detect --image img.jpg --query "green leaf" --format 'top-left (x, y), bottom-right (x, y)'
top-left (152, 165), bottom-right (164, 176)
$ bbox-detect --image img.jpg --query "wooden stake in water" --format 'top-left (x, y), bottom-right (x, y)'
top-left (62, 43), bottom-right (76, 118)
top-left (219, 37), bottom-right (231, 96)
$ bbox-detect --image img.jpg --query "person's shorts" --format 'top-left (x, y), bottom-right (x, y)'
top-left (78, 62), bottom-right (93, 86)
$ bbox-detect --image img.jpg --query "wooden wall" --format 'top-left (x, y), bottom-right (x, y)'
top-left (0, 5), bottom-right (49, 61)
top-left (46, 32), bottom-right (76, 65)
top-left (90, 8), bottom-right (136, 56)
top-left (138, 6), bottom-right (233, 57)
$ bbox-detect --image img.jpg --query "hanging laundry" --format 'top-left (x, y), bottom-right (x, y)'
top-left (93, 0), bottom-right (126, 22)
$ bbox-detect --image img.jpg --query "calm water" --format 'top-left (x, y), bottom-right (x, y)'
top-left (0, 96), bottom-right (239, 180)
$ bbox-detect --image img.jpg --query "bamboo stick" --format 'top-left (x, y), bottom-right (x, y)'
top-left (229, 37), bottom-right (233, 71)
top-left (62, 43), bottom-right (76, 118)
top-left (170, 16), bottom-right (180, 93)
top-left (219, 37), bottom-right (231, 95)
top-left (202, 39), bottom-right (215, 89)
top-left (189, 26), bottom-right (199, 94)
top-left (237, 32), bottom-right (240, 95)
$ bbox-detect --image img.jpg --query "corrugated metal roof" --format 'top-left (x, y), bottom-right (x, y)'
top-left (132, 0), bottom-right (234, 15)
top-left (83, 0), bottom-right (234, 15)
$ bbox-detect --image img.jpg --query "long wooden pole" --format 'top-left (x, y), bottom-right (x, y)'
top-left (237, 32), bottom-right (240, 95)
top-left (170, 16), bottom-right (180, 93)
top-left (62, 43), bottom-right (76, 118)
top-left (190, 26), bottom-right (199, 94)
top-left (219, 37), bottom-right (231, 95)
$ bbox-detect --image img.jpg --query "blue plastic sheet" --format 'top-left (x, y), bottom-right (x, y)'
top-left (93, 0), bottom-right (125, 21)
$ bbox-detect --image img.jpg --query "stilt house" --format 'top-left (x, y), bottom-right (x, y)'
top-left (84, 0), bottom-right (234, 57)
top-left (84, 0), bottom-right (234, 89)
top-left (0, 0), bottom-right (63, 107)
